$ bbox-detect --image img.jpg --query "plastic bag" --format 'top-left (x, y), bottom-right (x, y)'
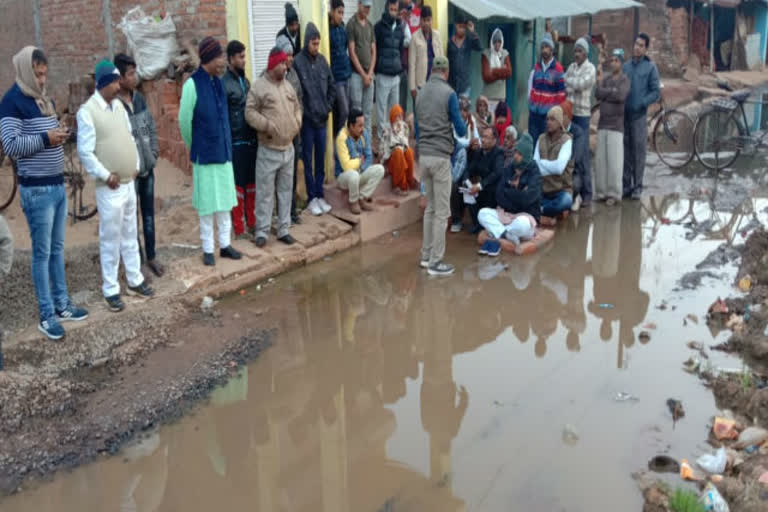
top-left (700, 482), bottom-right (730, 512)
top-left (117, 7), bottom-right (178, 80)
top-left (697, 447), bottom-right (727, 474)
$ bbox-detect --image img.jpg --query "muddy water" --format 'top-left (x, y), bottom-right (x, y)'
top-left (4, 198), bottom-right (765, 512)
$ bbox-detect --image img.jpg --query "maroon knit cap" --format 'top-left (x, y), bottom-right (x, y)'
top-left (199, 37), bottom-right (223, 65)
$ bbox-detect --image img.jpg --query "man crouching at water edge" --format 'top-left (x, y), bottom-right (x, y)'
top-left (77, 60), bottom-right (153, 314)
top-left (179, 37), bottom-right (243, 267)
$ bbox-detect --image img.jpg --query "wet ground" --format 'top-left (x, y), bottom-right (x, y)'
top-left (3, 190), bottom-right (767, 511)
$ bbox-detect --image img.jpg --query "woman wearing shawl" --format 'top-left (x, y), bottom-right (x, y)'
top-left (380, 104), bottom-right (416, 195)
top-left (493, 102), bottom-right (512, 146)
top-left (475, 95), bottom-right (493, 127)
top-left (481, 28), bottom-right (512, 113)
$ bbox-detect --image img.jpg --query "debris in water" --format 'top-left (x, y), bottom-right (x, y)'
top-left (392, 230), bottom-right (400, 238)
top-left (739, 275), bottom-right (753, 292)
top-left (657, 302), bottom-right (668, 310)
top-left (713, 417), bottom-right (740, 440)
top-left (648, 455), bottom-right (680, 474)
top-left (726, 314), bottom-right (745, 333)
top-left (323, 256), bottom-right (332, 261)
top-left (736, 426), bottom-right (768, 448)
top-left (686, 314), bottom-right (699, 324)
top-left (683, 357), bottom-right (701, 374)
top-left (643, 322), bottom-right (657, 330)
top-left (667, 399), bottom-right (685, 423)
top-left (200, 296), bottom-right (214, 311)
top-left (758, 472), bottom-right (768, 485)
top-left (709, 298), bottom-right (729, 315)
top-left (615, 391), bottom-right (639, 402)
top-left (256, 284), bottom-right (262, 291)
top-left (660, 217), bottom-right (671, 225)
top-left (239, 290), bottom-right (245, 295)
top-left (268, 278), bottom-right (275, 284)
top-left (598, 303), bottom-right (614, 309)
top-left (172, 243), bottom-right (201, 250)
top-left (696, 447), bottom-right (726, 474)
top-left (700, 482), bottom-right (729, 511)
top-left (763, 323), bottom-right (768, 336)
top-left (680, 459), bottom-right (701, 481)
top-left (562, 424), bottom-right (579, 446)
top-left (638, 331), bottom-right (651, 343)
top-left (686, 341), bottom-right (708, 359)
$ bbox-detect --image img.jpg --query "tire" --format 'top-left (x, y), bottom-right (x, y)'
top-left (694, 109), bottom-right (743, 171)
top-left (0, 150), bottom-right (18, 213)
top-left (70, 186), bottom-right (98, 221)
top-left (653, 109), bottom-right (695, 169)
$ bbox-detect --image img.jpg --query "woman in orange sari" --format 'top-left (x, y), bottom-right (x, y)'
top-left (380, 104), bottom-right (417, 195)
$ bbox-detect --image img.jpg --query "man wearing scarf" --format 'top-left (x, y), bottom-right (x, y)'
top-left (179, 37), bottom-right (242, 266)
top-left (276, 35), bottom-right (304, 224)
top-left (481, 28), bottom-right (511, 113)
top-left (78, 60), bottom-right (153, 313)
top-left (0, 46), bottom-right (88, 339)
top-left (246, 47), bottom-right (302, 248)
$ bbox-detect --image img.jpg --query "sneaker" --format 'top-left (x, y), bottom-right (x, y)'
top-left (253, 236), bottom-right (267, 248)
top-left (203, 252), bottom-right (215, 266)
top-left (419, 259), bottom-right (429, 269)
top-left (220, 246), bottom-right (242, 260)
top-left (478, 240), bottom-right (491, 255)
top-left (427, 261), bottom-right (455, 276)
top-left (571, 195), bottom-right (582, 212)
top-left (278, 234), bottom-right (296, 245)
top-left (318, 198), bottom-right (332, 214)
top-left (309, 198), bottom-right (323, 216)
top-left (127, 282), bottom-right (155, 298)
top-left (105, 295), bottom-right (125, 312)
top-left (450, 222), bottom-right (463, 233)
top-left (38, 318), bottom-right (65, 340)
top-left (486, 240), bottom-right (502, 257)
top-left (56, 304), bottom-right (89, 322)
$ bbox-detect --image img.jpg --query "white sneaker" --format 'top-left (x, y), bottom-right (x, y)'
top-left (309, 198), bottom-right (323, 216)
top-left (571, 195), bottom-right (582, 212)
top-left (318, 198), bottom-right (332, 213)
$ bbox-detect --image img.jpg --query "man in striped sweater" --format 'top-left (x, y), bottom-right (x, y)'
top-left (0, 47), bottom-right (88, 340)
top-left (527, 33), bottom-right (566, 147)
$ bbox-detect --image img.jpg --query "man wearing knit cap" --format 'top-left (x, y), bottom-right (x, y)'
top-left (78, 59), bottom-right (153, 313)
top-left (294, 22), bottom-right (336, 217)
top-left (415, 55), bottom-right (467, 276)
top-left (276, 34), bottom-right (304, 224)
top-left (527, 33), bottom-right (566, 146)
top-left (246, 47), bottom-right (302, 248)
top-left (179, 37), bottom-right (243, 267)
top-left (533, 105), bottom-right (573, 220)
top-left (564, 36), bottom-right (595, 211)
top-left (276, 2), bottom-right (301, 56)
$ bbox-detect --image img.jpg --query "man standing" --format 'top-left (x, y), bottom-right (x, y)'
top-left (294, 22), bottom-right (336, 216)
top-left (222, 40), bottom-right (258, 239)
top-left (533, 105), bottom-right (573, 219)
top-left (0, 47), bottom-right (88, 339)
top-left (398, 0), bottom-right (419, 111)
top-left (409, 6), bottom-right (443, 102)
top-left (447, 12), bottom-right (481, 97)
top-left (528, 33), bottom-right (566, 145)
top-left (335, 108), bottom-right (385, 214)
top-left (329, 0), bottom-right (352, 136)
top-left (276, 2), bottom-right (302, 55)
top-left (246, 47), bottom-right (302, 248)
top-left (276, 35), bottom-right (304, 224)
top-left (415, 56), bottom-right (466, 276)
top-left (565, 37), bottom-right (596, 133)
top-left (347, 0), bottom-right (376, 136)
top-left (178, 37), bottom-right (243, 266)
top-left (78, 60), bottom-right (153, 312)
top-left (375, 0), bottom-right (407, 135)
top-left (623, 33), bottom-right (660, 200)
top-left (114, 54), bottom-right (164, 278)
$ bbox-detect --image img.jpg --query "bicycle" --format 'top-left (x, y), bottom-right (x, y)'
top-left (693, 81), bottom-right (766, 171)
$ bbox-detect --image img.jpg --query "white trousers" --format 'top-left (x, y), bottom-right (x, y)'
top-left (95, 183), bottom-right (144, 297)
top-left (200, 211), bottom-right (232, 254)
top-left (478, 208), bottom-right (536, 244)
top-left (336, 165), bottom-right (385, 203)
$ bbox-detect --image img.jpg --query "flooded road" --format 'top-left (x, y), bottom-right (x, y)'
top-left (3, 198), bottom-right (764, 512)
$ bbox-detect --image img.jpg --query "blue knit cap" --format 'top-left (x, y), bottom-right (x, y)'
top-left (95, 59), bottom-right (120, 90)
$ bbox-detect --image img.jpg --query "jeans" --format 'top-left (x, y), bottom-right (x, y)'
top-left (420, 156), bottom-right (452, 266)
top-left (623, 115), bottom-right (648, 198)
top-left (301, 122), bottom-right (327, 202)
top-left (572, 115), bottom-right (590, 133)
top-left (541, 190), bottom-right (573, 217)
top-left (528, 111), bottom-right (547, 148)
top-left (135, 169), bottom-right (157, 261)
top-left (334, 81), bottom-right (350, 137)
top-left (255, 145), bottom-right (294, 239)
top-left (399, 70), bottom-right (411, 113)
top-left (19, 184), bottom-right (70, 321)
top-left (375, 73), bottom-right (401, 135)
top-left (349, 72), bottom-right (374, 135)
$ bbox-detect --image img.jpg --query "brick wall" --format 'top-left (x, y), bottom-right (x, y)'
top-left (0, 0), bottom-right (228, 173)
top-left (571, 0), bottom-right (691, 77)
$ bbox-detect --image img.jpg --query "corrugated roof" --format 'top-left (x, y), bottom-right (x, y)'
top-left (449, 0), bottom-right (644, 20)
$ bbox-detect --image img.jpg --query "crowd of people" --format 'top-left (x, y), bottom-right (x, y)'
top-left (0, 0), bottom-right (662, 338)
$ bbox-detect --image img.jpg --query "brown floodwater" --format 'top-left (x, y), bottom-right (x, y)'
top-left (4, 197), bottom-right (764, 512)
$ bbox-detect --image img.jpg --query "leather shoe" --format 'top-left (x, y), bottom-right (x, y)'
top-left (220, 246), bottom-right (242, 260)
top-left (278, 234), bottom-right (296, 245)
top-left (253, 236), bottom-right (267, 248)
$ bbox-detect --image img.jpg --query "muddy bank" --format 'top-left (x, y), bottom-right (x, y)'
top-left (0, 298), bottom-right (272, 496)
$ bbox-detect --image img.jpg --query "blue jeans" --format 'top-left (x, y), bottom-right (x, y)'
top-left (135, 170), bottom-right (156, 261)
top-left (19, 184), bottom-right (70, 321)
top-left (301, 122), bottom-right (327, 202)
top-left (528, 112), bottom-right (547, 148)
top-left (541, 190), bottom-right (573, 217)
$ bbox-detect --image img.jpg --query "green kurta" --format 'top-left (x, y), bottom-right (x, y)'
top-left (178, 78), bottom-right (237, 217)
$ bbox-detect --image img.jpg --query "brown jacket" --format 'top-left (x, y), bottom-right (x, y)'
top-left (245, 73), bottom-right (302, 150)
top-left (538, 130), bottom-right (573, 196)
top-left (408, 28), bottom-right (444, 92)
top-left (596, 72), bottom-right (631, 132)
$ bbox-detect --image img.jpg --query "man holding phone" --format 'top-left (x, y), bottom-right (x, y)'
top-left (78, 60), bottom-right (153, 314)
top-left (0, 47), bottom-right (89, 340)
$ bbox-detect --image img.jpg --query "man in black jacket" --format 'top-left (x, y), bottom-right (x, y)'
top-left (459, 125), bottom-right (504, 233)
top-left (374, 0), bottom-right (406, 136)
top-left (294, 22), bottom-right (336, 216)
top-left (222, 40), bottom-right (259, 239)
top-left (276, 2), bottom-right (301, 56)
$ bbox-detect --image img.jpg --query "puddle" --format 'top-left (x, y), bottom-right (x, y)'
top-left (4, 198), bottom-right (768, 511)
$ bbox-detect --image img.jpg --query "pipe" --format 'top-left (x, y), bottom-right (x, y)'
top-left (711, 4), bottom-right (715, 71)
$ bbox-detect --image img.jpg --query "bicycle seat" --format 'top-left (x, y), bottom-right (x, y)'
top-left (731, 90), bottom-right (750, 103)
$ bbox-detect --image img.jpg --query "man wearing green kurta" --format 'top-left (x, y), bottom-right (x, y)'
top-left (179, 37), bottom-right (242, 266)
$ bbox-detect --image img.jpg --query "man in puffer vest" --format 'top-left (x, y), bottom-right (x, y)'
top-left (77, 60), bottom-right (153, 313)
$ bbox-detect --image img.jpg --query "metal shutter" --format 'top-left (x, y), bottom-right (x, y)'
top-left (248, 0), bottom-right (299, 77)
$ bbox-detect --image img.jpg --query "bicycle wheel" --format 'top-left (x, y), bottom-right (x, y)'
top-left (653, 109), bottom-right (695, 169)
top-left (694, 108), bottom-right (742, 171)
top-left (71, 185), bottom-right (97, 221)
top-left (0, 151), bottom-right (17, 212)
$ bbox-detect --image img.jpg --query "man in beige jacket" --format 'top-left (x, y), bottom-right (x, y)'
top-left (408, 5), bottom-right (443, 100)
top-left (246, 47), bottom-right (303, 248)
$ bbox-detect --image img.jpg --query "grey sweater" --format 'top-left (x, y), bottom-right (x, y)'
top-left (596, 73), bottom-right (631, 132)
